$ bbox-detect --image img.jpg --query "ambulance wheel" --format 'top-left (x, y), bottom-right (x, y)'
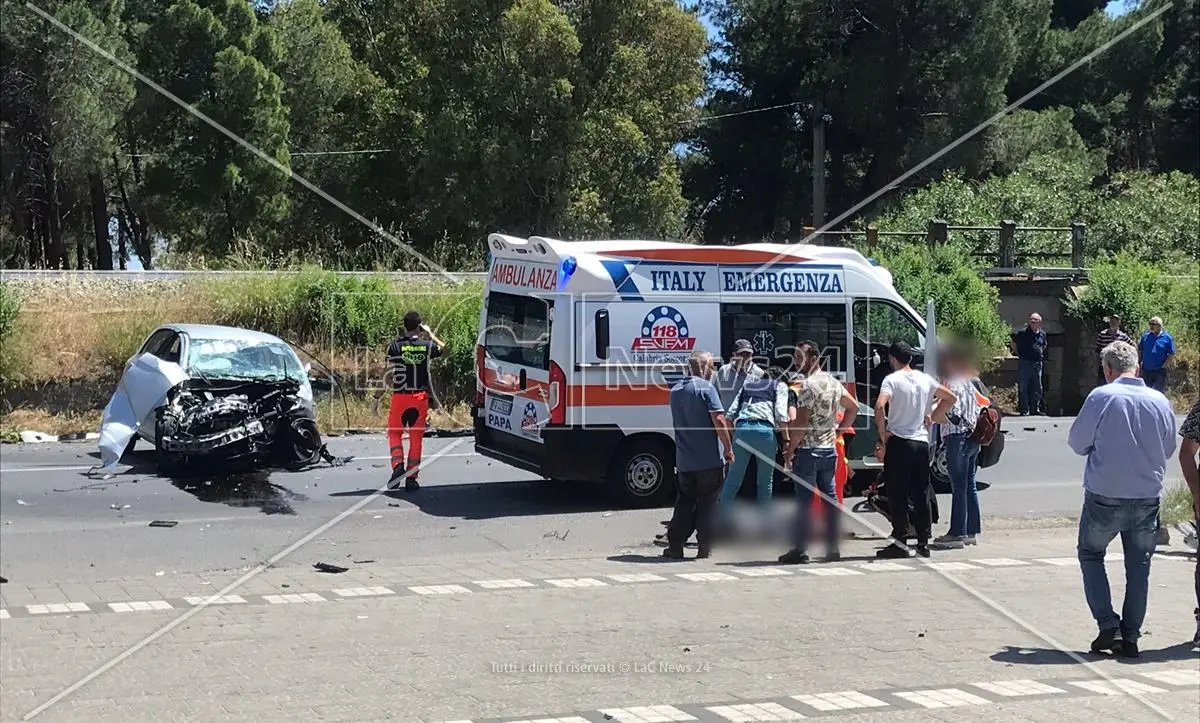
top-left (609, 438), bottom-right (675, 508)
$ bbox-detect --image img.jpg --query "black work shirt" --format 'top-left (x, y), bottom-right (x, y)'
top-left (1012, 327), bottom-right (1047, 362)
top-left (387, 335), bottom-right (442, 393)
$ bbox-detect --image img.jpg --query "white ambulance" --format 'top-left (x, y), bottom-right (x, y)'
top-left (473, 234), bottom-right (935, 507)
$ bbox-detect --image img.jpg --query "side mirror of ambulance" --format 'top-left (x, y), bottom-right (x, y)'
top-left (519, 368), bottom-right (527, 390)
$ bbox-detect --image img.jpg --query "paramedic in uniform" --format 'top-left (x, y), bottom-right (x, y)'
top-left (874, 341), bottom-right (957, 559)
top-left (378, 311), bottom-right (446, 492)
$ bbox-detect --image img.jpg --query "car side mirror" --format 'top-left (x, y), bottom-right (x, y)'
top-left (309, 375), bottom-right (334, 392)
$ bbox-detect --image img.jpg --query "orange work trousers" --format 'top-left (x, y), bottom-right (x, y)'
top-left (388, 391), bottom-right (429, 476)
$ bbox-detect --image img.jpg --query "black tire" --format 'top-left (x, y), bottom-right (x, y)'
top-left (154, 414), bottom-right (183, 477)
top-left (608, 437), bottom-right (675, 508)
top-left (122, 435), bottom-right (139, 460)
top-left (930, 444), bottom-right (951, 494)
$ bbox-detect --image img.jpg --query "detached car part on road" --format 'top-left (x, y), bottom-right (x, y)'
top-left (97, 324), bottom-right (340, 475)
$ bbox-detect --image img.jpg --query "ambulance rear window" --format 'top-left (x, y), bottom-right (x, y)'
top-left (483, 292), bottom-right (553, 371)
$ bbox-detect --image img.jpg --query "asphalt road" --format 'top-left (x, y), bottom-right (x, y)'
top-left (0, 417), bottom-right (1129, 589)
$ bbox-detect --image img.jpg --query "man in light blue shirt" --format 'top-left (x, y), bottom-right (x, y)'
top-left (1067, 341), bottom-right (1177, 658)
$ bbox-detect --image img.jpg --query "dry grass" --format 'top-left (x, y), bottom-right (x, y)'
top-left (1161, 483), bottom-right (1198, 526)
top-left (1, 399), bottom-right (472, 438)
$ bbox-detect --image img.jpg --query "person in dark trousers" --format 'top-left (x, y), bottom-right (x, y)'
top-left (1178, 398), bottom-right (1200, 647)
top-left (664, 350), bottom-right (734, 560)
top-left (1094, 314), bottom-right (1132, 386)
top-left (1011, 313), bottom-right (1047, 415)
top-left (1068, 341), bottom-right (1177, 658)
top-left (874, 342), bottom-right (956, 559)
top-left (375, 311), bottom-right (445, 491)
top-left (1137, 316), bottom-right (1175, 394)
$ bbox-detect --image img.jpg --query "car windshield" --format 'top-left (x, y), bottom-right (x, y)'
top-left (186, 337), bottom-right (303, 382)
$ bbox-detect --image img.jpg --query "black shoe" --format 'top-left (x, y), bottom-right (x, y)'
top-left (778, 549), bottom-right (810, 565)
top-left (387, 467), bottom-right (405, 490)
top-left (1090, 628), bottom-right (1121, 655)
top-left (876, 543), bottom-right (912, 559)
top-left (823, 549), bottom-right (841, 563)
top-left (405, 477), bottom-right (420, 493)
top-left (915, 545), bottom-right (931, 558)
top-left (662, 547), bottom-right (685, 559)
top-left (1117, 638), bottom-right (1140, 658)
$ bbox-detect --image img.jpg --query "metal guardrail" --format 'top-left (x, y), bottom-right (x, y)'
top-left (0, 270), bottom-right (489, 281)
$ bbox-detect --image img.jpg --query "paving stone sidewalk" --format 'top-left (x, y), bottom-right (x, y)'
top-left (2, 526), bottom-right (1197, 722)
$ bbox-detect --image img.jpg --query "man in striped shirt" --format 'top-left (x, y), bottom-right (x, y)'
top-left (1095, 314), bottom-right (1133, 386)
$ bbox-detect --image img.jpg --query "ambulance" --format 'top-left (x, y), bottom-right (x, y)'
top-left (473, 234), bottom-right (936, 507)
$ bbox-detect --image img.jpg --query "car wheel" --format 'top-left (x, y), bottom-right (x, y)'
top-left (608, 438), bottom-right (675, 508)
top-left (122, 435), bottom-right (139, 460)
top-left (930, 445), bottom-right (951, 494)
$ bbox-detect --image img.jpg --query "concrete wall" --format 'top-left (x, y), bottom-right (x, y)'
top-left (982, 277), bottom-right (1094, 415)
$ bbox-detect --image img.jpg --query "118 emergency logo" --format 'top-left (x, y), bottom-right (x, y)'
top-left (631, 306), bottom-right (696, 352)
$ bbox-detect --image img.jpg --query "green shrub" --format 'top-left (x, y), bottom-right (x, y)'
top-left (1065, 253), bottom-right (1199, 344)
top-left (873, 243), bottom-right (1011, 359)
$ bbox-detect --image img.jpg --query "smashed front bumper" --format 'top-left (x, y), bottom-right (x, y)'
top-left (159, 418), bottom-right (266, 454)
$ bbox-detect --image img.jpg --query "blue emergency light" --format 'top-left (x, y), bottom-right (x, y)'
top-left (557, 255), bottom-right (577, 288)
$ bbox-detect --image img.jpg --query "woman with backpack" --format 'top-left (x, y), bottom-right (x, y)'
top-left (932, 348), bottom-right (991, 549)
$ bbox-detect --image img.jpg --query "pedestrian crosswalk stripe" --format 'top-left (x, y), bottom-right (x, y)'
top-left (598, 705), bottom-right (697, 722)
top-left (708, 701), bottom-right (806, 720)
top-left (507, 717), bottom-right (592, 723)
top-left (409, 584), bottom-right (471, 595)
top-left (108, 600), bottom-right (173, 613)
top-left (263, 593), bottom-right (326, 604)
top-left (27, 602), bottom-right (90, 614)
top-left (894, 688), bottom-right (990, 708)
top-left (972, 680), bottom-right (1065, 697)
top-left (475, 579), bottom-right (536, 589)
top-left (791, 691), bottom-right (888, 711)
top-left (970, 558), bottom-right (1031, 567)
top-left (183, 595), bottom-right (246, 606)
top-left (1140, 670), bottom-right (1200, 686)
top-left (731, 567), bottom-right (793, 577)
top-left (1069, 679), bottom-right (1168, 696)
top-left (676, 572), bottom-right (739, 582)
top-left (545, 578), bottom-right (608, 588)
top-left (923, 562), bottom-right (980, 572)
top-left (799, 567), bottom-right (864, 576)
top-left (1035, 557), bottom-right (1078, 566)
top-left (0, 609), bottom-right (10, 619)
top-left (607, 573), bottom-right (667, 583)
top-left (856, 562), bottom-right (913, 571)
top-left (332, 586), bottom-right (395, 597)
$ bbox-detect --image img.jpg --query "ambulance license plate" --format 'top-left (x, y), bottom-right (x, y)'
top-left (489, 395), bottom-right (513, 416)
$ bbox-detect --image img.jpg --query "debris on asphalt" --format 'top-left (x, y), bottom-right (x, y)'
top-left (154, 570), bottom-right (165, 576)
top-left (149, 520), bottom-right (178, 528)
top-left (387, 502), bottom-right (400, 507)
top-left (16, 499), bottom-right (29, 506)
top-left (683, 647), bottom-right (691, 653)
top-left (0, 576), bottom-right (7, 583)
top-left (1023, 426), bottom-right (1036, 432)
top-left (602, 512), bottom-right (613, 517)
top-left (20, 430), bottom-right (58, 444)
top-left (373, 515), bottom-right (382, 519)
top-left (313, 562), bottom-right (349, 574)
top-left (352, 559), bottom-right (376, 564)
top-left (281, 584), bottom-right (290, 588)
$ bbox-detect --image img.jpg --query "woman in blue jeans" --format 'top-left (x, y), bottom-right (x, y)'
top-left (933, 351), bottom-right (984, 549)
top-left (717, 373), bottom-right (790, 513)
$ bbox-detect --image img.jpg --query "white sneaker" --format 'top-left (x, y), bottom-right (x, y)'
top-left (964, 535), bottom-right (978, 546)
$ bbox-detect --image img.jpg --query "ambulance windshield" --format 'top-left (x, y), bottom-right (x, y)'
top-left (483, 292), bottom-right (553, 371)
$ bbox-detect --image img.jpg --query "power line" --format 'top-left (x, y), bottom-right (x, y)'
top-left (688, 100), bottom-right (806, 124)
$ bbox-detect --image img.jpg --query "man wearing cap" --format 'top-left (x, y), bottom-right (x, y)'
top-left (1138, 316), bottom-right (1176, 394)
top-left (1095, 314), bottom-right (1133, 386)
top-left (714, 339), bottom-right (765, 410)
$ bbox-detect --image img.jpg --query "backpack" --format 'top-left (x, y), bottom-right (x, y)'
top-left (969, 406), bottom-right (1001, 446)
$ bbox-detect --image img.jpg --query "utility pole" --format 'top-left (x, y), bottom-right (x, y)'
top-left (812, 98), bottom-right (826, 239)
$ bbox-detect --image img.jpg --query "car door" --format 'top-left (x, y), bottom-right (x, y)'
top-left (98, 329), bottom-right (190, 466)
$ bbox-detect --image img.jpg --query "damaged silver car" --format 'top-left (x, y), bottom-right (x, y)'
top-left (98, 324), bottom-right (337, 474)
